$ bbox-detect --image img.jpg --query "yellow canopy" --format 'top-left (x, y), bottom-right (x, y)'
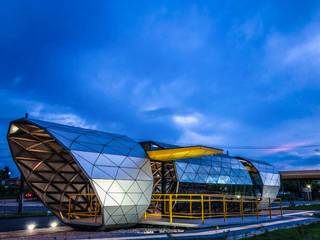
top-left (146, 146), bottom-right (223, 161)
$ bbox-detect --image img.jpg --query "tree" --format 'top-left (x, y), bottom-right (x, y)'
top-left (0, 166), bottom-right (10, 180)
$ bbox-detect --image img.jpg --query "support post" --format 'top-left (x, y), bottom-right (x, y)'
top-left (17, 175), bottom-right (24, 214)
top-left (223, 196), bottom-right (227, 222)
top-left (255, 198), bottom-right (259, 220)
top-left (208, 196), bottom-right (211, 215)
top-left (201, 194), bottom-right (204, 224)
top-left (161, 162), bottom-right (166, 215)
top-left (189, 195), bottom-right (192, 215)
top-left (169, 194), bottom-right (173, 224)
top-left (268, 197), bottom-right (272, 219)
top-left (240, 197), bottom-right (244, 221)
top-left (280, 198), bottom-right (283, 217)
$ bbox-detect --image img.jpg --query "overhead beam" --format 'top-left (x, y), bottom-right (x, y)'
top-left (146, 146), bottom-right (223, 161)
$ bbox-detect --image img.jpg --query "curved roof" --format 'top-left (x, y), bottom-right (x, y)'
top-left (8, 118), bottom-right (153, 227)
top-left (175, 155), bottom-right (253, 185)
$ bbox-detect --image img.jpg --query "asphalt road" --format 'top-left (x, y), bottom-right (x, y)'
top-left (0, 215), bottom-right (61, 232)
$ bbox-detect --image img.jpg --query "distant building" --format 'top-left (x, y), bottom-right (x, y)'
top-left (280, 170), bottom-right (320, 200)
top-left (7, 118), bottom-right (280, 229)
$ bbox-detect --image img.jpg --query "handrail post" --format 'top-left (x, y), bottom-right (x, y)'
top-left (169, 194), bottom-right (173, 224)
top-left (189, 195), bottom-right (192, 215)
top-left (240, 197), bottom-right (244, 221)
top-left (223, 196), bottom-right (226, 222)
top-left (280, 198), bottom-right (283, 217)
top-left (268, 197), bottom-right (272, 219)
top-left (209, 196), bottom-right (211, 215)
top-left (201, 194), bottom-right (204, 224)
top-left (255, 197), bottom-right (259, 220)
top-left (163, 195), bottom-right (166, 215)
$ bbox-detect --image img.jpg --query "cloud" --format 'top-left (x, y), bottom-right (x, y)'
top-left (261, 151), bottom-right (320, 171)
top-left (29, 103), bottom-right (97, 129)
top-left (143, 5), bottom-right (213, 53)
top-left (264, 21), bottom-right (320, 83)
top-left (3, 93), bottom-right (97, 130)
top-left (170, 112), bottom-right (240, 146)
top-left (231, 15), bottom-right (264, 42)
top-left (265, 141), bottom-right (311, 155)
top-left (176, 129), bottom-right (224, 146)
top-left (172, 113), bottom-right (201, 126)
top-left (284, 34), bottom-right (320, 64)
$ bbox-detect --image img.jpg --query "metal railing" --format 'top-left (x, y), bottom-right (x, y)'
top-left (67, 193), bottom-right (101, 223)
top-left (145, 193), bottom-right (283, 224)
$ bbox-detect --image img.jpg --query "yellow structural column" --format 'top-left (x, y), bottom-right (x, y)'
top-left (201, 194), bottom-right (204, 224)
top-left (208, 196), bottom-right (211, 216)
top-left (223, 196), bottom-right (227, 222)
top-left (189, 195), bottom-right (192, 215)
top-left (169, 194), bottom-right (173, 224)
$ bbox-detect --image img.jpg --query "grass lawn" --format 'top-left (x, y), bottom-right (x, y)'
top-left (244, 222), bottom-right (320, 240)
top-left (284, 204), bottom-right (320, 211)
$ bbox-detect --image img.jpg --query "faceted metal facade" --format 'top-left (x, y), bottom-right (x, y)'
top-left (7, 118), bottom-right (280, 228)
top-left (174, 155), bottom-right (280, 200)
top-left (176, 155), bottom-right (253, 186)
top-left (8, 118), bottom-right (153, 228)
top-left (249, 159), bottom-right (280, 201)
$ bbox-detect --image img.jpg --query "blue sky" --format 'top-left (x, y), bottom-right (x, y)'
top-left (1, 0), bottom-right (320, 176)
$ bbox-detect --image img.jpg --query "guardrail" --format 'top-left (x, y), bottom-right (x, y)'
top-left (67, 193), bottom-right (101, 223)
top-left (145, 193), bottom-right (283, 224)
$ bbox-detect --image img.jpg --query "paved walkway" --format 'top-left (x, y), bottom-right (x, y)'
top-left (140, 210), bottom-right (316, 228)
top-left (0, 210), bottom-right (318, 239)
top-left (109, 216), bottom-right (319, 240)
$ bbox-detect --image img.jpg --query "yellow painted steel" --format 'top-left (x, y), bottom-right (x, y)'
top-left (145, 193), bottom-right (282, 225)
top-left (146, 146), bottom-right (223, 161)
top-left (223, 196), bottom-right (227, 222)
top-left (169, 194), bottom-right (173, 224)
top-left (201, 194), bottom-right (204, 224)
top-left (67, 193), bottom-right (100, 222)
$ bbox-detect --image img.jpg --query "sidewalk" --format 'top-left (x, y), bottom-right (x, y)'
top-left (140, 210), bottom-right (318, 228)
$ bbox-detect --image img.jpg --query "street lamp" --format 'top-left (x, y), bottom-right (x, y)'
top-left (306, 184), bottom-right (312, 201)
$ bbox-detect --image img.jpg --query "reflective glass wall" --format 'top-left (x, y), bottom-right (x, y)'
top-left (175, 155), bottom-right (255, 196)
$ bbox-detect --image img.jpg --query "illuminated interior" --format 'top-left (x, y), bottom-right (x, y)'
top-left (7, 120), bottom-right (102, 226)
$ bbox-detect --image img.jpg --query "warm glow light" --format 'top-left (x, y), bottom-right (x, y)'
top-left (236, 195), bottom-right (241, 199)
top-left (50, 221), bottom-right (58, 228)
top-left (27, 223), bottom-right (36, 230)
top-left (9, 124), bottom-right (19, 134)
top-left (307, 184), bottom-right (311, 189)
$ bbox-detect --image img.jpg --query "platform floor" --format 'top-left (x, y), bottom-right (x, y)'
top-left (140, 210), bottom-right (317, 228)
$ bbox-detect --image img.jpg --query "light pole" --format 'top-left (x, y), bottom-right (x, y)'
top-left (306, 184), bottom-right (312, 201)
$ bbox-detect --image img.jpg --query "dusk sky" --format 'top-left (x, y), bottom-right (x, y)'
top-left (1, 1), bottom-right (320, 176)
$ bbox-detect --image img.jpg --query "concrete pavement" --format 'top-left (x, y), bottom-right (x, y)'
top-left (0, 210), bottom-right (318, 239)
